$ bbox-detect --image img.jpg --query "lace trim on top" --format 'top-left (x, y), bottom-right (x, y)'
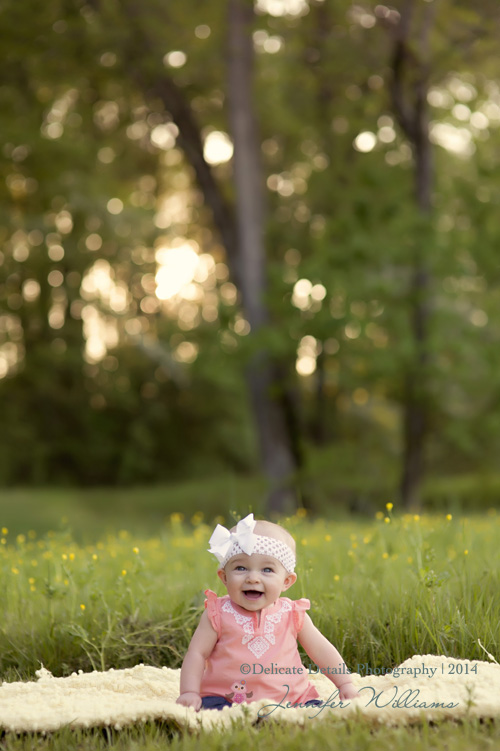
top-left (222, 599), bottom-right (292, 658)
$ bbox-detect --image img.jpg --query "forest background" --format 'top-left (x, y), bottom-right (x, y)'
top-left (1, 0), bottom-right (500, 521)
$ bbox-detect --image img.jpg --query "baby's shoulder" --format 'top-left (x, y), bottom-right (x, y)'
top-left (280, 596), bottom-right (312, 613)
top-left (204, 589), bottom-right (229, 610)
top-left (280, 595), bottom-right (311, 605)
top-left (279, 598), bottom-right (312, 633)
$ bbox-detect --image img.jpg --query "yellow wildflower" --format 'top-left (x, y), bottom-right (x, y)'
top-left (446, 514), bottom-right (452, 521)
top-left (80, 604), bottom-right (86, 611)
top-left (1, 527), bottom-right (8, 535)
top-left (386, 503), bottom-right (393, 511)
top-left (133, 547), bottom-right (139, 554)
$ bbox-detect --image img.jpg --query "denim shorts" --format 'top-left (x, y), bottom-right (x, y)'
top-left (201, 696), bottom-right (232, 710)
top-left (201, 696), bottom-right (323, 711)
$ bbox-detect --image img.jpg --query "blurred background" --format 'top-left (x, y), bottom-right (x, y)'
top-left (1, 0), bottom-right (500, 537)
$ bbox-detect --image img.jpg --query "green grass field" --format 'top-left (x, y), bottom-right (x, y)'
top-left (0, 504), bottom-right (499, 749)
top-left (2, 465), bottom-right (500, 542)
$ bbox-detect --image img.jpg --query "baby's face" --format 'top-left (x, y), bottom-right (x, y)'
top-left (218, 552), bottom-right (296, 612)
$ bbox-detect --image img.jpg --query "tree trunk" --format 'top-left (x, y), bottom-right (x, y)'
top-left (115, 0), bottom-right (300, 512)
top-left (227, 0), bottom-right (298, 513)
top-left (390, 0), bottom-right (434, 509)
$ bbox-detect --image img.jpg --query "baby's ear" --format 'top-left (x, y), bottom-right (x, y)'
top-left (217, 568), bottom-right (227, 586)
top-left (281, 572), bottom-right (297, 591)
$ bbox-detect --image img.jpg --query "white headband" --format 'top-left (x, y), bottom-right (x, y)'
top-left (208, 513), bottom-right (296, 573)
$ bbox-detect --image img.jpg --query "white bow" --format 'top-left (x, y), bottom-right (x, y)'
top-left (208, 513), bottom-right (257, 563)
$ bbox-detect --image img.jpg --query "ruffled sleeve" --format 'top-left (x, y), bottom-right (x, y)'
top-left (204, 589), bottom-right (221, 637)
top-left (292, 598), bottom-right (311, 634)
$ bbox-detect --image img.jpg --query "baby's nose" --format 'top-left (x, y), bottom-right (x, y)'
top-left (245, 570), bottom-right (260, 582)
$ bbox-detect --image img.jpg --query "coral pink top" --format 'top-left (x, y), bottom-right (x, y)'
top-left (200, 589), bottom-right (320, 705)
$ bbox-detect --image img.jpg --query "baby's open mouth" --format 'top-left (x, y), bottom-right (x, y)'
top-left (243, 590), bottom-right (263, 600)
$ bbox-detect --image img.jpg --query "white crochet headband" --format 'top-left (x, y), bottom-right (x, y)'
top-left (208, 513), bottom-right (296, 573)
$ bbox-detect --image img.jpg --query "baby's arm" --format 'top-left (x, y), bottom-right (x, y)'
top-left (176, 610), bottom-right (219, 710)
top-left (298, 614), bottom-right (359, 701)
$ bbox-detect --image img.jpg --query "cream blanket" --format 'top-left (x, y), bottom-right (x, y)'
top-left (1, 655), bottom-right (499, 732)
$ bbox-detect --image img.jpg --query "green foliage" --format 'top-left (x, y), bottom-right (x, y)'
top-left (1, 0), bottom-right (500, 491)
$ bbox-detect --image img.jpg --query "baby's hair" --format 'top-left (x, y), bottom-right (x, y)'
top-left (229, 519), bottom-right (296, 555)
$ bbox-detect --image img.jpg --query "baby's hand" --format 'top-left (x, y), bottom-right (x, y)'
top-left (338, 682), bottom-right (359, 701)
top-left (176, 692), bottom-right (202, 710)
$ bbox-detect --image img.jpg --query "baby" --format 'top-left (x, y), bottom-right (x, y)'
top-left (176, 514), bottom-right (358, 711)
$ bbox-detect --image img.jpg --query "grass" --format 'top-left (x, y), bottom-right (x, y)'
top-left (1, 462), bottom-right (500, 542)
top-left (0, 505), bottom-right (499, 749)
top-left (0, 476), bottom-right (267, 542)
top-left (1, 719), bottom-right (500, 751)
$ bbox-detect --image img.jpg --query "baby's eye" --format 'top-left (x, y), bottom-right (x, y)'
top-left (263, 567), bottom-right (274, 573)
top-left (235, 565), bottom-right (246, 571)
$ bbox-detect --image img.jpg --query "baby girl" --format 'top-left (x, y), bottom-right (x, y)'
top-left (176, 514), bottom-right (358, 710)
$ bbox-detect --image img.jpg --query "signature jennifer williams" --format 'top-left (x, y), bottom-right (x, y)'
top-left (257, 685), bottom-right (460, 718)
